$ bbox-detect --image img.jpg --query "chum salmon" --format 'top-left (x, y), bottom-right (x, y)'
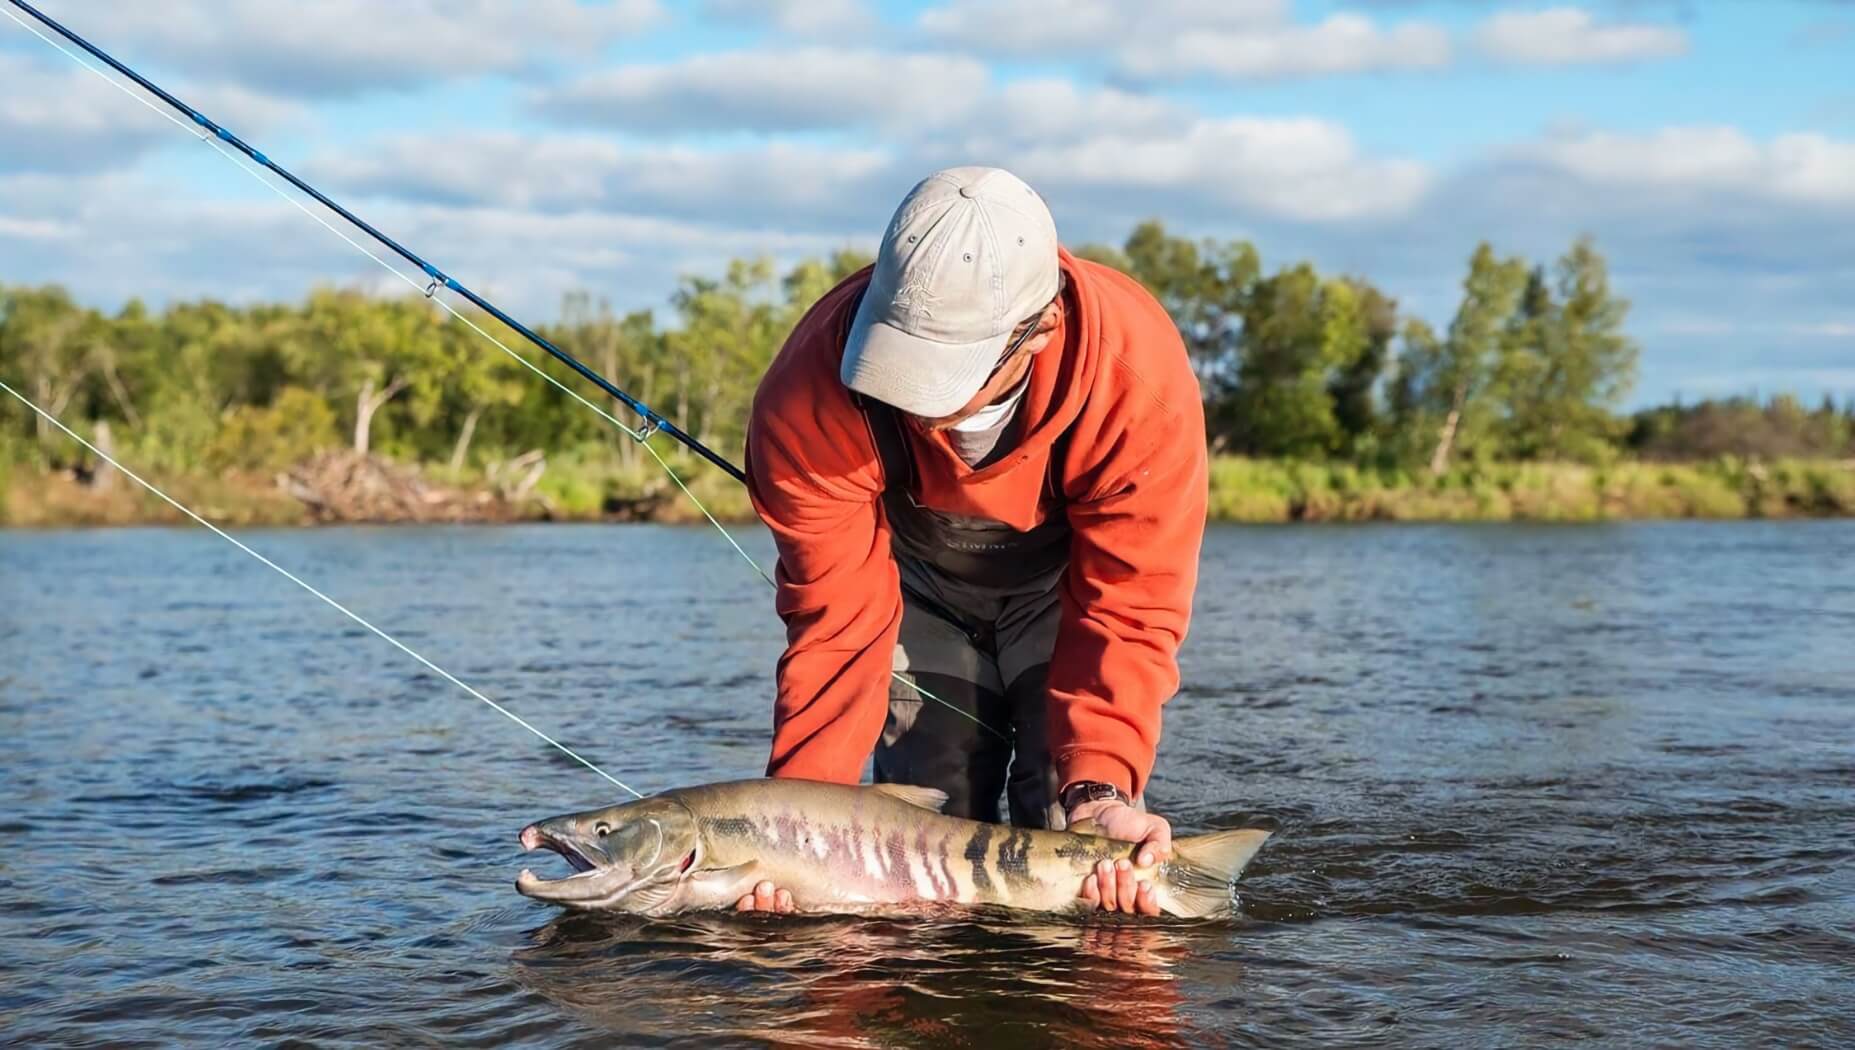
top-left (516, 778), bottom-right (1269, 918)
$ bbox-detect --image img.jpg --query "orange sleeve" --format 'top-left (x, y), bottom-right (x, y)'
top-left (745, 330), bottom-right (898, 784)
top-left (1047, 382), bottom-right (1208, 800)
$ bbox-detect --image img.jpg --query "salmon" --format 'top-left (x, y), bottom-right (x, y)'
top-left (515, 778), bottom-right (1269, 918)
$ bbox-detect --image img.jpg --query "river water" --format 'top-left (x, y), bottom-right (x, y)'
top-left (1, 521), bottom-right (1851, 1047)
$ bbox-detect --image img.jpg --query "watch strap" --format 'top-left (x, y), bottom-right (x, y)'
top-left (1060, 780), bottom-right (1130, 812)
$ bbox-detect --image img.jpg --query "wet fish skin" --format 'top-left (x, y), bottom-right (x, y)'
top-left (516, 778), bottom-right (1270, 918)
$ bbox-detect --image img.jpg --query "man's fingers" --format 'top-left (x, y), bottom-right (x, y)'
top-left (1086, 857), bottom-right (1167, 916)
top-left (735, 881), bottom-right (795, 914)
top-left (1095, 859), bottom-right (1118, 910)
top-left (1147, 817), bottom-right (1174, 858)
top-left (1115, 859), bottom-right (1137, 914)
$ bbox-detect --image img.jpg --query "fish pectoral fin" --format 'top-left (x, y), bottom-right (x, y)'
top-left (1064, 817), bottom-right (1104, 836)
top-left (870, 783), bottom-right (950, 813)
top-left (623, 879), bottom-right (680, 915)
top-left (687, 860), bottom-right (762, 902)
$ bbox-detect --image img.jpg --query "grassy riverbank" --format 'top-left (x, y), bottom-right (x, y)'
top-left (1207, 457), bottom-right (1855, 522)
top-left (7, 453), bottom-right (1853, 528)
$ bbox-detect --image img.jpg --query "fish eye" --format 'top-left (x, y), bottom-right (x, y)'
top-left (594, 823), bottom-right (611, 837)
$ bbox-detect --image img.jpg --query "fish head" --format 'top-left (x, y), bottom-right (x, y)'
top-left (515, 796), bottom-right (702, 913)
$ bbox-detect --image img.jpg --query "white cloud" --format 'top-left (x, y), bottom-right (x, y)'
top-left (382, 202), bottom-right (857, 305)
top-left (1118, 13), bottom-right (1452, 80)
top-left (0, 53), bottom-right (169, 172)
top-left (529, 48), bottom-right (990, 133)
top-left (1655, 317), bottom-right (1739, 337)
top-left (0, 214), bottom-right (75, 241)
top-left (1522, 127), bottom-right (1855, 207)
top-left (1012, 117), bottom-right (1433, 222)
top-left (918, 0), bottom-right (1286, 53)
top-left (703, 0), bottom-right (874, 34)
top-left (0, 168), bottom-right (859, 315)
top-left (312, 133), bottom-right (896, 229)
top-left (1474, 8), bottom-right (1688, 66)
top-left (32, 0), bottom-right (664, 98)
top-left (323, 93), bottom-right (1427, 229)
top-left (0, 52), bottom-right (303, 173)
top-left (1791, 321), bottom-right (1855, 338)
top-left (977, 79), bottom-right (1193, 145)
top-left (5, 0), bottom-right (1851, 409)
top-left (918, 0), bottom-right (1445, 81)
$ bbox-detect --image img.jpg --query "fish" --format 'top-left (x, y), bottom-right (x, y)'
top-left (515, 778), bottom-right (1270, 918)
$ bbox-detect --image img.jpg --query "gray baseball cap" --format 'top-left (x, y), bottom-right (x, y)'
top-left (841, 167), bottom-right (1060, 416)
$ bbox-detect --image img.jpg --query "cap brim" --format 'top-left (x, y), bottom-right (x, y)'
top-left (841, 308), bottom-right (1007, 417)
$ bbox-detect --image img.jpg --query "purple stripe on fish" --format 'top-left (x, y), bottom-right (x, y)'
top-left (885, 829), bottom-right (912, 895)
top-left (912, 826), bottom-right (943, 899)
top-left (774, 813), bottom-right (800, 851)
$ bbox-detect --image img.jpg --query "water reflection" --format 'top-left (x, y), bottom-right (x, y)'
top-left (513, 911), bottom-right (1206, 1048)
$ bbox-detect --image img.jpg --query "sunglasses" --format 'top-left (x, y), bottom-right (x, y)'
top-left (983, 274), bottom-right (1067, 386)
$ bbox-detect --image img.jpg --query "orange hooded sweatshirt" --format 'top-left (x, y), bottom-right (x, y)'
top-left (746, 249), bottom-right (1206, 799)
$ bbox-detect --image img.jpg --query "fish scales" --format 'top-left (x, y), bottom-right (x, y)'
top-left (516, 778), bottom-right (1270, 919)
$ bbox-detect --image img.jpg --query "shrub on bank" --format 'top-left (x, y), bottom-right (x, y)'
top-left (1201, 457), bottom-right (1855, 523)
top-left (5, 452), bottom-right (1851, 527)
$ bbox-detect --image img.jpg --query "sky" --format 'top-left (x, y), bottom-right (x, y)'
top-left (2, 0), bottom-right (1851, 408)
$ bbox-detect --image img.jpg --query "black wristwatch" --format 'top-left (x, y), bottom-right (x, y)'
top-left (1060, 780), bottom-right (1130, 813)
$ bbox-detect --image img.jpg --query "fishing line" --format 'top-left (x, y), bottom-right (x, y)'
top-left (1, 0), bottom-right (1008, 744)
top-left (0, 380), bottom-right (645, 799)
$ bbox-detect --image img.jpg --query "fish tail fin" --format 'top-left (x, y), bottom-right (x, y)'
top-left (1158, 828), bottom-right (1271, 918)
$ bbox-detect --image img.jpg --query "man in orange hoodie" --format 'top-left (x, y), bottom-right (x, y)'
top-left (743, 167), bottom-right (1207, 915)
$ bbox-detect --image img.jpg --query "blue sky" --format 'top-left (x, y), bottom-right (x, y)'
top-left (3, 0), bottom-right (1851, 408)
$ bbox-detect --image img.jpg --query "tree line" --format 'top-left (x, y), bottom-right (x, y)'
top-left (3, 223), bottom-right (1851, 483)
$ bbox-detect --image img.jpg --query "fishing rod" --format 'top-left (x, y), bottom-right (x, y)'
top-left (1, 0), bottom-right (746, 486)
top-left (3, 0), bottom-right (1011, 744)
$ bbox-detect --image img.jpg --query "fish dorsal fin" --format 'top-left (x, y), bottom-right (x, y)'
top-left (871, 784), bottom-right (950, 812)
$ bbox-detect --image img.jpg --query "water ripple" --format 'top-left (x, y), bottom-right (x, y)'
top-left (1, 521), bottom-right (1852, 1046)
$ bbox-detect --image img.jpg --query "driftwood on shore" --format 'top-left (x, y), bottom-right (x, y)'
top-left (273, 448), bottom-right (675, 523)
top-left (280, 450), bottom-right (515, 523)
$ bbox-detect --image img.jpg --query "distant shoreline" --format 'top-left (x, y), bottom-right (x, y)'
top-left (6, 455), bottom-right (1852, 529)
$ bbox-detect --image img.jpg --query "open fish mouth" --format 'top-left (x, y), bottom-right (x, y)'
top-left (516, 824), bottom-right (624, 901)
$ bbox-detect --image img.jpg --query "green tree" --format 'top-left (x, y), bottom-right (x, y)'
top-left (780, 248), bottom-right (874, 315)
top-left (283, 291), bottom-right (453, 456)
top-left (1494, 239), bottom-right (1636, 461)
top-left (1328, 279), bottom-right (1397, 457)
top-left (1544, 237), bottom-right (1637, 457)
top-left (0, 286), bottom-right (95, 453)
top-left (204, 386), bottom-right (341, 470)
top-left (431, 309), bottom-right (530, 472)
top-left (1224, 264), bottom-right (1336, 456)
top-left (666, 258), bottom-right (785, 454)
top-left (545, 293), bottom-right (664, 467)
top-left (0, 225), bottom-right (1682, 501)
top-left (1393, 243), bottom-right (1530, 474)
top-left (1221, 268), bottom-right (1394, 458)
top-left (1119, 220), bottom-right (1259, 391)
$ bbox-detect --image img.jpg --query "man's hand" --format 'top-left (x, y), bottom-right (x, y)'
top-left (735, 880), bottom-right (796, 914)
top-left (1071, 800), bottom-right (1172, 916)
